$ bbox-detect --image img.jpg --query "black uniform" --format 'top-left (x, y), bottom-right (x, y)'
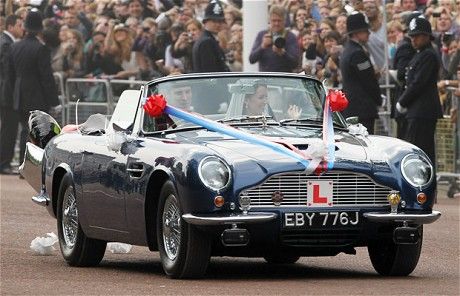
top-left (0, 31), bottom-right (17, 172)
top-left (392, 37), bottom-right (415, 138)
top-left (8, 34), bottom-right (59, 162)
top-left (397, 43), bottom-right (443, 163)
top-left (340, 39), bottom-right (382, 134)
top-left (192, 30), bottom-right (230, 73)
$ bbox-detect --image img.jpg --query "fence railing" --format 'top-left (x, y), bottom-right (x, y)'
top-left (54, 77), bottom-right (147, 125)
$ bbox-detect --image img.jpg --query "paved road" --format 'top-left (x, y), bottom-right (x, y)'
top-left (1, 175), bottom-right (459, 295)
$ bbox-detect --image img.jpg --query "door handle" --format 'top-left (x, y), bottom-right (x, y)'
top-left (127, 163), bottom-right (144, 178)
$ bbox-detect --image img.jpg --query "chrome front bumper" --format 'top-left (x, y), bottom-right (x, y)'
top-left (364, 211), bottom-right (441, 224)
top-left (182, 212), bottom-right (278, 226)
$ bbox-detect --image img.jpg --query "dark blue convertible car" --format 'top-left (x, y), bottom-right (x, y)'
top-left (21, 73), bottom-right (440, 278)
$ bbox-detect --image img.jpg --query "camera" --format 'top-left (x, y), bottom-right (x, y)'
top-left (442, 32), bottom-right (454, 44)
top-left (272, 33), bottom-right (286, 49)
top-left (305, 43), bottom-right (317, 60)
top-left (226, 51), bottom-right (235, 64)
top-left (432, 12), bottom-right (441, 17)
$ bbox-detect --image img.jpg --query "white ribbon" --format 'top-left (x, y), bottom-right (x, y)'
top-left (348, 123), bottom-right (369, 136)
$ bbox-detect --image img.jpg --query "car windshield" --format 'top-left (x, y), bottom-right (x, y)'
top-left (142, 75), bottom-right (343, 132)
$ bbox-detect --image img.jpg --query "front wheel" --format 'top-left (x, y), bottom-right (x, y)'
top-left (57, 173), bottom-right (106, 266)
top-left (368, 226), bottom-right (423, 276)
top-left (157, 181), bottom-right (211, 278)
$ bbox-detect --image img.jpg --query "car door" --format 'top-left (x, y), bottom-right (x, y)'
top-left (80, 135), bottom-right (129, 233)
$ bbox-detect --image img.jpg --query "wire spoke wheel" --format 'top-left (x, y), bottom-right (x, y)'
top-left (157, 181), bottom-right (211, 278)
top-left (62, 185), bottom-right (78, 248)
top-left (57, 173), bottom-right (106, 267)
top-left (162, 194), bottom-right (182, 260)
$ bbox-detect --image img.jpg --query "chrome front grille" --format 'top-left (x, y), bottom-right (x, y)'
top-left (245, 171), bottom-right (392, 208)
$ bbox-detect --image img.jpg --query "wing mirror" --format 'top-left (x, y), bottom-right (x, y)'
top-left (345, 116), bottom-right (359, 125)
top-left (107, 122), bottom-right (129, 152)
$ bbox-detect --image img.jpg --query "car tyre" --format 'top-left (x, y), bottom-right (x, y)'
top-left (368, 226), bottom-right (423, 276)
top-left (57, 173), bottom-right (106, 267)
top-left (264, 254), bottom-right (300, 264)
top-left (157, 181), bottom-right (211, 278)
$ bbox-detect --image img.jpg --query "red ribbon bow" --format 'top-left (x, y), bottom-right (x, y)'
top-left (143, 94), bottom-right (167, 117)
top-left (327, 89), bottom-right (348, 112)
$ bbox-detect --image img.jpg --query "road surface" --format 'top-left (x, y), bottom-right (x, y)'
top-left (1, 175), bottom-right (459, 295)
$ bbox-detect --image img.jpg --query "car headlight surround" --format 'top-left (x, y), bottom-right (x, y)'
top-left (401, 153), bottom-right (433, 188)
top-left (198, 156), bottom-right (231, 191)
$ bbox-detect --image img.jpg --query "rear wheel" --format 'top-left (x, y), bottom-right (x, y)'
top-left (157, 181), bottom-right (211, 278)
top-left (368, 226), bottom-right (423, 276)
top-left (264, 254), bottom-right (300, 264)
top-left (57, 173), bottom-right (106, 266)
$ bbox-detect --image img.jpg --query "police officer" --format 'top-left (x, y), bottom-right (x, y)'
top-left (192, 0), bottom-right (230, 73)
top-left (8, 9), bottom-right (60, 164)
top-left (340, 12), bottom-right (382, 134)
top-left (396, 16), bottom-right (443, 163)
top-left (391, 11), bottom-right (420, 139)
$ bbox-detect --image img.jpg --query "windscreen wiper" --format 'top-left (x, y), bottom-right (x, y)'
top-left (279, 117), bottom-right (323, 125)
top-left (280, 117), bottom-right (347, 129)
top-left (218, 115), bottom-right (274, 123)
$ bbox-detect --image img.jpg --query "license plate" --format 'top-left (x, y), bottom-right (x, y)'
top-left (284, 211), bottom-right (360, 228)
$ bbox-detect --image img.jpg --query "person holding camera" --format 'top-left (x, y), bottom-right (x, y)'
top-left (249, 5), bottom-right (300, 72)
top-left (430, 7), bottom-right (453, 52)
top-left (171, 18), bottom-right (203, 73)
top-left (61, 2), bottom-right (93, 41)
top-left (192, 0), bottom-right (230, 72)
top-left (290, 7), bottom-right (309, 37)
top-left (317, 30), bottom-right (343, 87)
top-left (54, 29), bottom-right (86, 78)
top-left (227, 28), bottom-right (243, 71)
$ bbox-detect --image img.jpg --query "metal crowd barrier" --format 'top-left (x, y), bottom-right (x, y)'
top-left (59, 77), bottom-right (147, 125)
top-left (375, 84), bottom-right (396, 137)
top-left (64, 78), bottom-right (113, 125)
top-left (108, 79), bottom-right (147, 108)
top-left (436, 87), bottom-right (459, 198)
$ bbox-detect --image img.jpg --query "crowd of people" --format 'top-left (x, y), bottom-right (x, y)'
top-left (1, 0), bottom-right (460, 174)
top-left (0, 0), bottom-right (458, 81)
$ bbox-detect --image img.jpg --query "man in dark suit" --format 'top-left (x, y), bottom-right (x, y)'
top-left (8, 8), bottom-right (60, 165)
top-left (396, 16), bottom-right (443, 163)
top-left (0, 15), bottom-right (24, 175)
top-left (192, 0), bottom-right (230, 73)
top-left (340, 12), bottom-right (382, 134)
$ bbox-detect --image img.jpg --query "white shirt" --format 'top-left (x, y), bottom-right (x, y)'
top-left (3, 30), bottom-right (17, 43)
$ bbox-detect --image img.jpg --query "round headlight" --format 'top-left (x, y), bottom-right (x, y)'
top-left (198, 156), bottom-right (231, 191)
top-left (401, 154), bottom-right (433, 188)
